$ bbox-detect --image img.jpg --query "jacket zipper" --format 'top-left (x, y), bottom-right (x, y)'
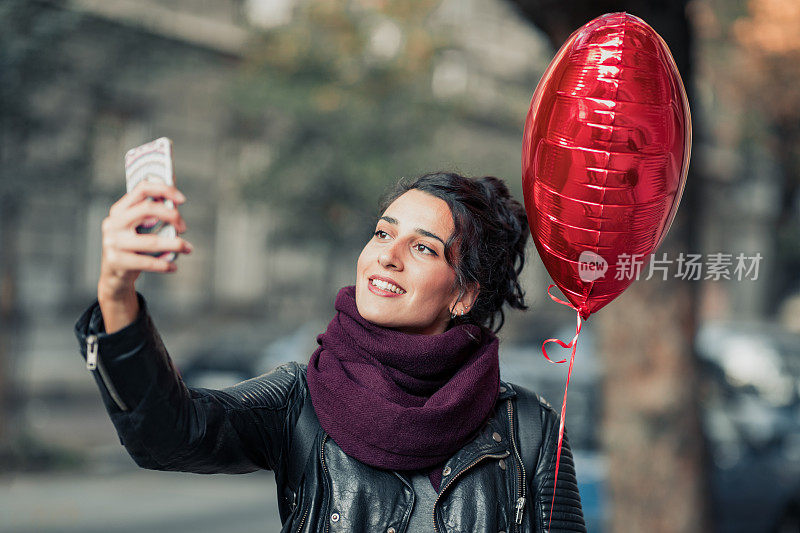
top-left (86, 334), bottom-right (129, 412)
top-left (321, 434), bottom-right (330, 533)
top-left (431, 449), bottom-right (511, 533)
top-left (294, 506), bottom-right (309, 533)
top-left (294, 433), bottom-right (323, 533)
top-left (507, 399), bottom-right (527, 531)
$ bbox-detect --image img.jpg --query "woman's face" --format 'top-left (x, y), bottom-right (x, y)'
top-left (355, 189), bottom-right (476, 335)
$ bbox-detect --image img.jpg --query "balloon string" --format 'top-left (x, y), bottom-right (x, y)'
top-left (540, 285), bottom-right (582, 530)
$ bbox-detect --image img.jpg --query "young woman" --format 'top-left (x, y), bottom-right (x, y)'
top-left (75, 171), bottom-right (586, 532)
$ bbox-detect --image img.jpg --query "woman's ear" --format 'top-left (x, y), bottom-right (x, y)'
top-left (452, 283), bottom-right (479, 315)
top-left (464, 283), bottom-right (480, 312)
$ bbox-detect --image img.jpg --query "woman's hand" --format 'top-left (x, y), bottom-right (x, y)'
top-left (97, 180), bottom-right (193, 304)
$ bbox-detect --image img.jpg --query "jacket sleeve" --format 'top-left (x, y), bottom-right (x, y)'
top-left (533, 402), bottom-right (587, 532)
top-left (73, 291), bottom-right (302, 474)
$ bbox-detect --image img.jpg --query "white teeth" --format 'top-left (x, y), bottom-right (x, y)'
top-left (371, 278), bottom-right (405, 294)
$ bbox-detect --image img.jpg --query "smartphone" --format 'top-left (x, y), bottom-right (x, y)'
top-left (124, 137), bottom-right (177, 262)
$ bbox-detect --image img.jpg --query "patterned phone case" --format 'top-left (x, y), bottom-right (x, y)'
top-left (124, 137), bottom-right (177, 262)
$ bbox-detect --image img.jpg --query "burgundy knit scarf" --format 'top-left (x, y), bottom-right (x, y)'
top-left (306, 285), bottom-right (500, 480)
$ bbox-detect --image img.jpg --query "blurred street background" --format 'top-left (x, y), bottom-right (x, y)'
top-left (1, 0), bottom-right (800, 532)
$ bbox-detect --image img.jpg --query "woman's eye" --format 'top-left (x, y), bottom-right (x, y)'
top-left (374, 230), bottom-right (388, 239)
top-left (414, 243), bottom-right (436, 255)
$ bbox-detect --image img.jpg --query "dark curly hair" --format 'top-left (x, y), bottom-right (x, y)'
top-left (378, 171), bottom-right (529, 333)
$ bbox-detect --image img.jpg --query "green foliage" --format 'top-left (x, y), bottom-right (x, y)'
top-left (232, 1), bottom-right (449, 251)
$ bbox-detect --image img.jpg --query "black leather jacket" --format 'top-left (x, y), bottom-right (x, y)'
top-left (74, 292), bottom-right (586, 532)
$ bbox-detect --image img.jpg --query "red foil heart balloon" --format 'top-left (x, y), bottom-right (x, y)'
top-left (522, 12), bottom-right (691, 320)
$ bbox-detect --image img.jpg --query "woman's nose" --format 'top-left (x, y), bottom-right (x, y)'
top-left (378, 243), bottom-right (403, 270)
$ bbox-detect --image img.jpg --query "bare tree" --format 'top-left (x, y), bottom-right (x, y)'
top-left (732, 0), bottom-right (800, 308)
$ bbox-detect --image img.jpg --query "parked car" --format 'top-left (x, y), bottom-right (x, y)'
top-left (180, 321), bottom-right (323, 390)
top-left (696, 321), bottom-right (800, 532)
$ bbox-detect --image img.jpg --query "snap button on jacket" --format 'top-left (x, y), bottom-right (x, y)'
top-left (74, 292), bottom-right (586, 532)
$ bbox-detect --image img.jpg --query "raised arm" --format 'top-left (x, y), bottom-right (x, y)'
top-left (74, 291), bottom-right (303, 474)
top-left (75, 176), bottom-right (302, 473)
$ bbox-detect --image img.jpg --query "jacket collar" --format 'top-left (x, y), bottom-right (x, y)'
top-left (425, 379), bottom-right (517, 490)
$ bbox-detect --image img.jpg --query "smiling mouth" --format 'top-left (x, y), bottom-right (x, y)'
top-left (369, 277), bottom-right (406, 294)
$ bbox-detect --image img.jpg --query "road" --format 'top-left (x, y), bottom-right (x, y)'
top-left (0, 468), bottom-right (283, 532)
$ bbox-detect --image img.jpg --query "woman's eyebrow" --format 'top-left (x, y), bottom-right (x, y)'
top-left (379, 215), bottom-right (445, 246)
